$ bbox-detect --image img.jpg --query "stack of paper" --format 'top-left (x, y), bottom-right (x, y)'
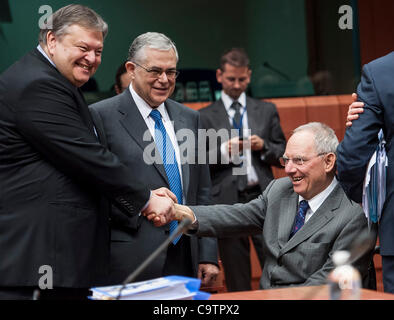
top-left (90, 276), bottom-right (210, 300)
top-left (362, 129), bottom-right (387, 227)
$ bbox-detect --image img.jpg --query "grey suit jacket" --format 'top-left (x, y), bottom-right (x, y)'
top-left (89, 90), bottom-right (218, 280)
top-left (192, 177), bottom-right (376, 289)
top-left (199, 97), bottom-right (286, 204)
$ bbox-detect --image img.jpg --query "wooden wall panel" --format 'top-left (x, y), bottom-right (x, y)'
top-left (358, 0), bottom-right (394, 66)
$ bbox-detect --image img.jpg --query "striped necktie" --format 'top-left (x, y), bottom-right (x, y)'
top-left (289, 200), bottom-right (309, 239)
top-left (150, 109), bottom-right (182, 245)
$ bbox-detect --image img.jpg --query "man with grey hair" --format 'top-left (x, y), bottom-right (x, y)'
top-left (0, 6), bottom-right (174, 299)
top-left (89, 32), bottom-right (219, 287)
top-left (150, 122), bottom-right (376, 289)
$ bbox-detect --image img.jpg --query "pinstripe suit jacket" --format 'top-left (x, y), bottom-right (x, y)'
top-left (192, 177), bottom-right (376, 289)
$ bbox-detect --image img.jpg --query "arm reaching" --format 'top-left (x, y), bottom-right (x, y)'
top-left (174, 203), bottom-right (196, 222)
top-left (346, 93), bottom-right (364, 127)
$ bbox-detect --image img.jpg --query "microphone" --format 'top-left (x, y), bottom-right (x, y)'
top-left (262, 61), bottom-right (291, 81)
top-left (115, 217), bottom-right (193, 300)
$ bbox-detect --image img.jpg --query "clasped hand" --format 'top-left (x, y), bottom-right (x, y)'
top-left (142, 187), bottom-right (194, 227)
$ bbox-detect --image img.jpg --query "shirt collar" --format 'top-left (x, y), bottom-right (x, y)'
top-left (299, 176), bottom-right (338, 213)
top-left (129, 83), bottom-right (168, 121)
top-left (37, 44), bottom-right (56, 68)
top-left (221, 90), bottom-right (246, 112)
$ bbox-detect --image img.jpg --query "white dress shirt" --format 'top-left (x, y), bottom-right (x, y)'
top-left (129, 83), bottom-right (184, 196)
top-left (300, 176), bottom-right (338, 223)
top-left (220, 90), bottom-right (259, 187)
top-left (37, 44), bottom-right (56, 67)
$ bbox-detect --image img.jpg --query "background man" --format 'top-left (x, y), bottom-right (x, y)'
top-left (90, 32), bottom-right (219, 286)
top-left (337, 51), bottom-right (394, 293)
top-left (114, 61), bottom-right (132, 95)
top-left (198, 48), bottom-right (286, 291)
top-left (0, 5), bottom-right (172, 300)
top-left (165, 122), bottom-right (376, 289)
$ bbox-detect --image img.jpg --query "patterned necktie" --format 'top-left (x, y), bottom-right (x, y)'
top-left (289, 200), bottom-right (309, 239)
top-left (150, 109), bottom-right (182, 245)
top-left (230, 101), bottom-right (247, 191)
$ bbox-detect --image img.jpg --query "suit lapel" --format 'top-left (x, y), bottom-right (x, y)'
top-left (34, 49), bottom-right (97, 138)
top-left (279, 184), bottom-right (342, 257)
top-left (212, 100), bottom-right (233, 131)
top-left (117, 91), bottom-right (169, 185)
top-left (245, 97), bottom-right (259, 135)
top-left (277, 191), bottom-right (299, 249)
top-left (75, 88), bottom-right (97, 136)
top-left (33, 49), bottom-right (97, 137)
top-left (165, 100), bottom-right (190, 202)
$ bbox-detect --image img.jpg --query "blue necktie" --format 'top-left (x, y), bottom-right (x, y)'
top-left (289, 200), bottom-right (309, 239)
top-left (150, 109), bottom-right (182, 245)
top-left (230, 101), bottom-right (247, 191)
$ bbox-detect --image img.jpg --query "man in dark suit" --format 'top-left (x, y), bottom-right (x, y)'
top-left (0, 5), bottom-right (173, 300)
top-left (89, 32), bottom-right (219, 286)
top-left (337, 52), bottom-right (394, 293)
top-left (167, 122), bottom-right (376, 289)
top-left (199, 48), bottom-right (286, 291)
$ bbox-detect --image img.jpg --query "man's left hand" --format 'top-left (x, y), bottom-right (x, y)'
top-left (249, 135), bottom-right (264, 151)
top-left (198, 263), bottom-right (220, 287)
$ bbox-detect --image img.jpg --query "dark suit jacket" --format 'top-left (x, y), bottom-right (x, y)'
top-left (0, 49), bottom-right (150, 287)
top-left (89, 90), bottom-right (218, 281)
top-left (337, 51), bottom-right (394, 255)
top-left (192, 178), bottom-right (376, 288)
top-left (199, 97), bottom-right (286, 204)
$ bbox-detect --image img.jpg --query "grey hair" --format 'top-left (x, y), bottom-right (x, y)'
top-left (292, 122), bottom-right (339, 155)
top-left (127, 32), bottom-right (179, 63)
top-left (38, 4), bottom-right (108, 44)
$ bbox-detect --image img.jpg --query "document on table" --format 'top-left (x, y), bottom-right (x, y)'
top-left (90, 275), bottom-right (210, 300)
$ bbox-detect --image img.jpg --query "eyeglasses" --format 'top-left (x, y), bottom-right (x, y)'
top-left (133, 61), bottom-right (180, 79)
top-left (279, 153), bottom-right (327, 167)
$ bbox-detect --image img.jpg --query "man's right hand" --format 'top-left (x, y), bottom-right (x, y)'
top-left (226, 137), bottom-right (243, 158)
top-left (346, 93), bottom-right (364, 127)
top-left (142, 187), bottom-right (177, 227)
top-left (174, 203), bottom-right (195, 222)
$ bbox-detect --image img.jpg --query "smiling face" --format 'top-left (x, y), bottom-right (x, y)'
top-left (46, 24), bottom-right (103, 87)
top-left (284, 130), bottom-right (335, 200)
top-left (216, 63), bottom-right (251, 100)
top-left (127, 47), bottom-right (177, 108)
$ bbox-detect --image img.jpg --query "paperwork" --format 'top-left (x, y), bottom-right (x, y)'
top-left (90, 275), bottom-right (210, 300)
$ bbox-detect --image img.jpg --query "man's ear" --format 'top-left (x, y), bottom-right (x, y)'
top-left (325, 153), bottom-right (336, 172)
top-left (216, 68), bottom-right (223, 84)
top-left (46, 31), bottom-right (57, 55)
top-left (125, 61), bottom-right (136, 80)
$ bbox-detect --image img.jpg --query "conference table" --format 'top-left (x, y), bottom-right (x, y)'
top-left (210, 285), bottom-right (394, 300)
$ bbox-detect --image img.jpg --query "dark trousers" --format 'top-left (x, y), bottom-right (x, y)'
top-left (163, 236), bottom-right (194, 277)
top-left (219, 185), bottom-right (265, 292)
top-left (382, 255), bottom-right (394, 293)
top-left (0, 287), bottom-right (91, 300)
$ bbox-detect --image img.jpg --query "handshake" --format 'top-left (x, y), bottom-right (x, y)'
top-left (141, 187), bottom-right (195, 227)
